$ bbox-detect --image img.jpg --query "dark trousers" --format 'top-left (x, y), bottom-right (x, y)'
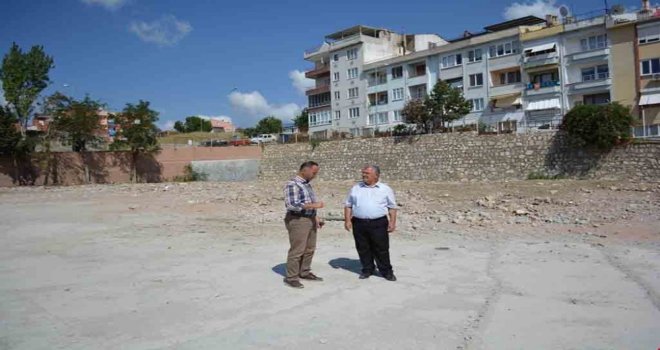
top-left (351, 216), bottom-right (392, 275)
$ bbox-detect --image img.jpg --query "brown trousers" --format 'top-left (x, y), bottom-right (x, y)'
top-left (284, 213), bottom-right (317, 282)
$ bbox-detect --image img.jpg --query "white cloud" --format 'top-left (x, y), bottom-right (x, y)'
top-left (81, 0), bottom-right (128, 11)
top-left (160, 120), bottom-right (176, 131)
top-left (503, 0), bottom-right (564, 20)
top-left (289, 70), bottom-right (315, 95)
top-left (196, 115), bottom-right (233, 123)
top-left (228, 91), bottom-right (301, 126)
top-left (129, 15), bottom-right (192, 47)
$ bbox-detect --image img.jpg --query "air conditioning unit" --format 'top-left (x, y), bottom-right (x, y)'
top-left (653, 73), bottom-right (660, 80)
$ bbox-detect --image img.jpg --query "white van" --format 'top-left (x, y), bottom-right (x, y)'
top-left (250, 134), bottom-right (277, 144)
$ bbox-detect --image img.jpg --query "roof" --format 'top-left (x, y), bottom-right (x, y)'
top-left (325, 25), bottom-right (391, 41)
top-left (484, 16), bottom-right (546, 32)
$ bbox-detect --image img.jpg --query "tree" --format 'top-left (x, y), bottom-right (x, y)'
top-left (0, 43), bottom-right (55, 136)
top-left (425, 80), bottom-right (471, 132)
top-left (401, 99), bottom-right (429, 133)
top-left (50, 95), bottom-right (105, 152)
top-left (42, 93), bottom-right (106, 183)
top-left (110, 100), bottom-right (160, 182)
top-left (0, 106), bottom-right (20, 156)
top-left (561, 102), bottom-right (635, 151)
top-left (293, 108), bottom-right (309, 133)
top-left (173, 116), bottom-right (211, 133)
top-left (254, 116), bottom-right (283, 134)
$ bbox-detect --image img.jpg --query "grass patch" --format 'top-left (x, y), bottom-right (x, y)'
top-left (527, 172), bottom-right (566, 180)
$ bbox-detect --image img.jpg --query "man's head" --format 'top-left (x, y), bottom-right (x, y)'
top-left (361, 165), bottom-right (380, 185)
top-left (299, 161), bottom-right (320, 181)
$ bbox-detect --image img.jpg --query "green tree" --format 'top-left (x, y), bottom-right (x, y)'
top-left (172, 116), bottom-right (211, 133)
top-left (0, 43), bottom-right (55, 136)
top-left (110, 100), bottom-right (160, 182)
top-left (293, 108), bottom-right (309, 133)
top-left (254, 115), bottom-right (283, 134)
top-left (0, 106), bottom-right (20, 156)
top-left (561, 102), bottom-right (635, 151)
top-left (50, 95), bottom-right (105, 152)
top-left (425, 80), bottom-right (472, 132)
top-left (400, 99), bottom-right (428, 133)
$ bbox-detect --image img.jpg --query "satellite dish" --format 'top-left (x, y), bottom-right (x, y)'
top-left (559, 5), bottom-right (569, 17)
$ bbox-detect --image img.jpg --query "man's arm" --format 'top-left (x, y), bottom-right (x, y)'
top-left (387, 208), bottom-right (397, 233)
top-left (344, 206), bottom-right (353, 231)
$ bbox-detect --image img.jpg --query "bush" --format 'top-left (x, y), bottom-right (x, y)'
top-left (527, 172), bottom-right (565, 180)
top-left (173, 164), bottom-right (207, 182)
top-left (561, 102), bottom-right (635, 151)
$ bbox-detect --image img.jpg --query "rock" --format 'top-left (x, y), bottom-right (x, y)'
top-left (514, 209), bottom-right (529, 216)
top-left (549, 190), bottom-right (558, 195)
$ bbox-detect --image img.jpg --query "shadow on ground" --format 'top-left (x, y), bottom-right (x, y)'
top-left (328, 257), bottom-right (362, 275)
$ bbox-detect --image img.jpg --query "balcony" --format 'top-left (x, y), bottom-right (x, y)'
top-left (565, 48), bottom-right (609, 64)
top-left (305, 64), bottom-right (330, 79)
top-left (523, 52), bottom-right (559, 69)
top-left (490, 82), bottom-right (525, 98)
top-left (305, 85), bottom-right (330, 96)
top-left (568, 77), bottom-right (611, 94)
top-left (525, 81), bottom-right (561, 96)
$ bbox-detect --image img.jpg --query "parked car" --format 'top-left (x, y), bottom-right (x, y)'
top-left (228, 136), bottom-right (251, 146)
top-left (250, 134), bottom-right (278, 144)
top-left (200, 139), bottom-right (229, 147)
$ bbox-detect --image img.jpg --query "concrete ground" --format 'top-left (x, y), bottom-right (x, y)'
top-left (1, 182), bottom-right (659, 349)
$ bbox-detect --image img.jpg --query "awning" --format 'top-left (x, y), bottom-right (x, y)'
top-left (524, 43), bottom-right (556, 54)
top-left (503, 111), bottom-right (524, 122)
top-left (640, 93), bottom-right (660, 106)
top-left (490, 93), bottom-right (522, 108)
top-left (526, 98), bottom-right (561, 111)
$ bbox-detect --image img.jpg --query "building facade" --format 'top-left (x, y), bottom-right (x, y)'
top-left (303, 3), bottom-right (660, 138)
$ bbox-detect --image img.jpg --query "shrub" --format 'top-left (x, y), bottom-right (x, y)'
top-left (561, 102), bottom-right (635, 151)
top-left (173, 164), bottom-right (207, 182)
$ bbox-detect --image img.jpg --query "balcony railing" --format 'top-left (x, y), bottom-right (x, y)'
top-left (526, 81), bottom-right (560, 90)
top-left (305, 65), bottom-right (330, 79)
top-left (523, 53), bottom-right (559, 69)
top-left (305, 85), bottom-right (330, 96)
top-left (582, 73), bottom-right (609, 81)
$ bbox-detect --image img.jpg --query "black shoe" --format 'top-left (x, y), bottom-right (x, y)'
top-left (284, 279), bottom-right (304, 288)
top-left (384, 273), bottom-right (397, 281)
top-left (359, 272), bottom-right (372, 279)
top-left (300, 273), bottom-right (323, 281)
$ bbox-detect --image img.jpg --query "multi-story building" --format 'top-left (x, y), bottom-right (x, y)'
top-left (303, 1), bottom-right (660, 137)
top-left (304, 25), bottom-right (446, 138)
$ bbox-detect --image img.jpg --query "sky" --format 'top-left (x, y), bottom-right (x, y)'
top-left (0, 0), bottom-right (647, 130)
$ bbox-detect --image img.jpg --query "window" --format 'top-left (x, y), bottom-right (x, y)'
top-left (348, 87), bottom-right (359, 99)
top-left (347, 48), bottom-right (358, 60)
top-left (368, 114), bottom-right (377, 125)
top-left (369, 71), bottom-right (386, 85)
top-left (308, 93), bottom-right (330, 108)
top-left (469, 98), bottom-right (484, 112)
top-left (580, 34), bottom-right (607, 51)
top-left (499, 70), bottom-right (522, 85)
top-left (641, 58), bottom-right (660, 76)
top-left (445, 77), bottom-right (463, 90)
top-left (468, 48), bottom-right (482, 63)
top-left (414, 63), bottom-right (426, 76)
top-left (309, 110), bottom-right (331, 126)
top-left (378, 112), bottom-right (388, 124)
top-left (581, 65), bottom-right (609, 81)
top-left (333, 54), bottom-right (339, 61)
top-left (410, 84), bottom-right (427, 99)
top-left (348, 68), bottom-right (359, 79)
top-left (639, 25), bottom-right (660, 44)
top-left (334, 110), bottom-right (341, 120)
top-left (392, 66), bottom-right (403, 79)
top-left (469, 73), bottom-right (484, 87)
top-left (441, 54), bottom-right (462, 68)
top-left (392, 88), bottom-right (404, 101)
top-left (334, 91), bottom-right (340, 100)
top-left (333, 72), bottom-right (340, 81)
top-left (583, 93), bottom-right (610, 105)
top-left (489, 40), bottom-right (519, 58)
top-left (393, 110), bottom-right (402, 122)
top-left (349, 107), bottom-right (360, 118)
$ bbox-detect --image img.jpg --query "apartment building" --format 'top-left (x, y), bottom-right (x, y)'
top-left (303, 2), bottom-right (660, 137)
top-left (304, 25), bottom-right (446, 138)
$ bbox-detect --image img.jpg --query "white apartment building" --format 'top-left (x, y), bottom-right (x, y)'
top-left (303, 25), bottom-right (446, 138)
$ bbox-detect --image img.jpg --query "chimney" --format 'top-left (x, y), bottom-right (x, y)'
top-left (463, 30), bottom-right (472, 38)
top-left (545, 14), bottom-right (559, 26)
top-left (640, 0), bottom-right (652, 14)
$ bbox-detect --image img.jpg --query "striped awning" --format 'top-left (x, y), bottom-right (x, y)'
top-left (640, 93), bottom-right (660, 106)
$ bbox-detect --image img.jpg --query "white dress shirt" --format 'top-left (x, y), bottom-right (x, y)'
top-left (344, 181), bottom-right (397, 219)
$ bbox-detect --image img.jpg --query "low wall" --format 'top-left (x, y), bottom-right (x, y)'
top-left (259, 132), bottom-right (660, 182)
top-left (0, 146), bottom-right (261, 186)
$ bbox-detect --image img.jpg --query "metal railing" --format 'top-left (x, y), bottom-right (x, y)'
top-left (526, 80), bottom-right (561, 90)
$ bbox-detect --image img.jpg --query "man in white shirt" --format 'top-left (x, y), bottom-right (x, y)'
top-left (343, 165), bottom-right (398, 281)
